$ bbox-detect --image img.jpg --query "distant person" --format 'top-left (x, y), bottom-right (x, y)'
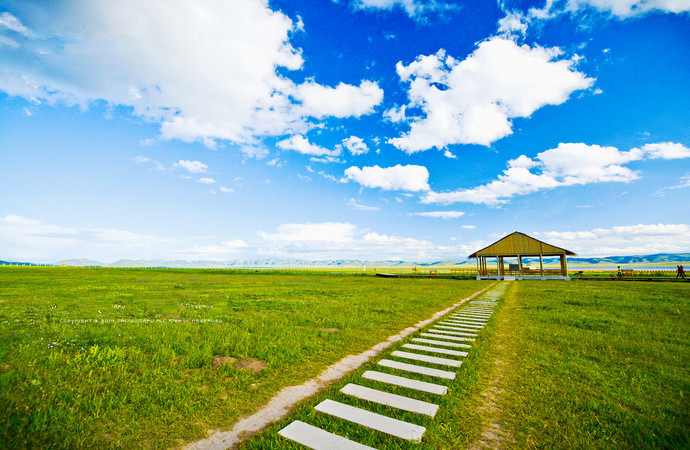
top-left (617, 266), bottom-right (623, 278)
top-left (678, 265), bottom-right (686, 279)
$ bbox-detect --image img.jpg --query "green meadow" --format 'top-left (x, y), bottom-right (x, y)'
top-left (0, 267), bottom-right (488, 448)
top-left (244, 279), bottom-right (689, 449)
top-left (1, 268), bottom-right (688, 449)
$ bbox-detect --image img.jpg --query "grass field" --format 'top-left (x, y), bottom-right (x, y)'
top-left (1, 268), bottom-right (688, 448)
top-left (0, 267), bottom-right (489, 448)
top-left (494, 280), bottom-right (690, 448)
top-left (243, 280), bottom-right (689, 449)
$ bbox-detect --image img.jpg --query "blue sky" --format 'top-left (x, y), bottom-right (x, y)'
top-left (1, 0), bottom-right (689, 263)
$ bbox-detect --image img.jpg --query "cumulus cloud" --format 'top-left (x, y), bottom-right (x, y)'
top-left (296, 80), bottom-right (383, 119)
top-left (536, 223), bottom-right (690, 256)
top-left (424, 142), bottom-right (688, 205)
top-left (407, 211), bottom-right (465, 219)
top-left (277, 135), bottom-right (341, 157)
top-left (175, 160), bottom-right (208, 174)
top-left (343, 136), bottom-right (369, 155)
top-left (344, 164), bottom-right (430, 191)
top-left (197, 177), bottom-right (216, 184)
top-left (497, 10), bottom-right (529, 37)
top-left (636, 142), bottom-right (690, 159)
top-left (0, 1), bottom-right (382, 148)
top-left (389, 38), bottom-right (594, 152)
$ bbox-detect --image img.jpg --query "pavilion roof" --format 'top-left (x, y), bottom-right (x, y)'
top-left (468, 231), bottom-right (576, 259)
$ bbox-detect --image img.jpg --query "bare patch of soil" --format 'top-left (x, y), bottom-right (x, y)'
top-left (321, 328), bottom-right (340, 332)
top-left (235, 358), bottom-right (267, 373)
top-left (211, 355), bottom-right (237, 369)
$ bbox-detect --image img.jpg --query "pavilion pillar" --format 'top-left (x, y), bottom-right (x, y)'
top-left (497, 256), bottom-right (503, 277)
top-left (518, 255), bottom-right (523, 276)
top-left (560, 254), bottom-right (567, 276)
top-left (539, 253), bottom-right (544, 277)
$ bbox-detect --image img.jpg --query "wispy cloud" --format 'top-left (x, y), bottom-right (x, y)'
top-left (347, 198), bottom-right (380, 211)
top-left (407, 211), bottom-right (465, 219)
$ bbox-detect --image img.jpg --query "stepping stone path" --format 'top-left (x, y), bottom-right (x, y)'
top-left (277, 283), bottom-right (507, 449)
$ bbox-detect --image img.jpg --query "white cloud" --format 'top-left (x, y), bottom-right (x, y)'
top-left (133, 156), bottom-right (166, 171)
top-left (423, 143), bottom-right (645, 205)
top-left (636, 142), bottom-right (690, 159)
top-left (517, 0), bottom-right (690, 25)
top-left (0, 12), bottom-right (32, 36)
top-left (239, 145), bottom-right (270, 159)
top-left (443, 150), bottom-right (456, 159)
top-left (343, 136), bottom-right (369, 155)
top-left (352, 0), bottom-right (458, 19)
top-left (462, 225), bottom-right (476, 229)
top-left (176, 160), bottom-right (208, 174)
top-left (175, 240), bottom-right (248, 260)
top-left (258, 222), bottom-right (358, 243)
top-left (344, 164), bottom-right (430, 191)
top-left (220, 186), bottom-right (234, 193)
top-left (257, 221), bottom-right (446, 260)
top-left (347, 198), bottom-right (381, 211)
top-left (565, 0), bottom-right (690, 18)
top-left (0, 214), bottom-right (170, 262)
top-left (0, 1), bottom-right (382, 147)
top-left (536, 223), bottom-right (690, 256)
top-left (389, 38), bottom-right (594, 152)
top-left (408, 211), bottom-right (465, 219)
top-left (383, 104), bottom-right (407, 122)
top-left (197, 177), bottom-right (216, 184)
top-left (296, 80), bottom-right (383, 119)
top-left (497, 10), bottom-right (529, 37)
top-left (277, 135), bottom-right (340, 157)
top-left (310, 155), bottom-right (345, 164)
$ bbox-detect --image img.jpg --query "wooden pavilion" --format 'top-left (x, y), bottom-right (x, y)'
top-left (469, 232), bottom-right (576, 280)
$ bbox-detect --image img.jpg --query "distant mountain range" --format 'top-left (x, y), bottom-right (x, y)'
top-left (1, 253), bottom-right (688, 268)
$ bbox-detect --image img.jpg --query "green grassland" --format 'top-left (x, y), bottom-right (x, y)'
top-left (495, 280), bottom-right (689, 448)
top-left (1, 268), bottom-right (688, 449)
top-left (0, 267), bottom-right (489, 448)
top-left (244, 280), bottom-right (689, 449)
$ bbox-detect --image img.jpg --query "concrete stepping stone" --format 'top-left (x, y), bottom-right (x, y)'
top-left (452, 312), bottom-right (491, 317)
top-left (447, 317), bottom-right (487, 323)
top-left (403, 343), bottom-right (468, 357)
top-left (278, 420), bottom-right (375, 449)
top-left (421, 332), bottom-right (475, 342)
top-left (362, 370), bottom-right (448, 395)
top-left (315, 399), bottom-right (427, 442)
top-left (391, 351), bottom-right (462, 368)
top-left (453, 311), bottom-right (491, 316)
top-left (438, 322), bottom-right (483, 329)
top-left (470, 301), bottom-right (497, 305)
top-left (441, 323), bottom-right (485, 330)
top-left (340, 383), bottom-right (439, 417)
top-left (429, 328), bottom-right (478, 337)
top-left (378, 359), bottom-right (456, 380)
top-left (412, 338), bottom-right (471, 348)
top-left (439, 325), bottom-right (483, 332)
